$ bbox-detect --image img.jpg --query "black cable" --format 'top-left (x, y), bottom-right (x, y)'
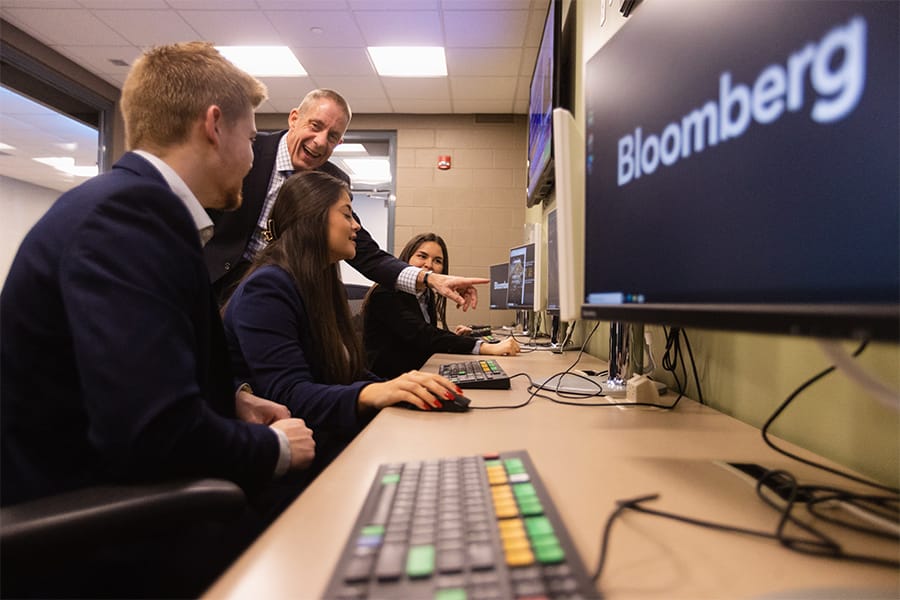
top-left (592, 488), bottom-right (899, 583)
top-left (679, 329), bottom-right (704, 405)
top-left (661, 327), bottom-right (686, 396)
top-left (759, 340), bottom-right (899, 494)
top-left (468, 372), bottom-right (540, 410)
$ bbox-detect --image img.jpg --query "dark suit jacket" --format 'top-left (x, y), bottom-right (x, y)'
top-left (363, 285), bottom-right (477, 379)
top-left (204, 130), bottom-right (407, 289)
top-left (0, 152), bottom-right (279, 506)
top-left (223, 265), bottom-right (377, 440)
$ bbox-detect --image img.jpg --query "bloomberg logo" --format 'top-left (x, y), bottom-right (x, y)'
top-left (617, 16), bottom-right (867, 187)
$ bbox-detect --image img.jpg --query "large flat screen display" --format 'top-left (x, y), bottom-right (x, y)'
top-left (582, 0), bottom-right (898, 340)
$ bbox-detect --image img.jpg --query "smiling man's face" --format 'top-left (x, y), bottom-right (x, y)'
top-left (285, 98), bottom-right (348, 172)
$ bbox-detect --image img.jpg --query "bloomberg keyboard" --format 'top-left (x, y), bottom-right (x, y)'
top-left (439, 359), bottom-right (511, 390)
top-left (323, 450), bottom-right (597, 600)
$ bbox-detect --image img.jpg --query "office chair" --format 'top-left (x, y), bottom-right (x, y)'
top-left (345, 282), bottom-right (372, 337)
top-left (1, 478), bottom-right (247, 597)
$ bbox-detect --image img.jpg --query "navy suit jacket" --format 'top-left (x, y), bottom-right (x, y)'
top-left (0, 152), bottom-right (279, 506)
top-left (204, 130), bottom-right (407, 288)
top-left (363, 285), bottom-right (477, 379)
top-left (223, 265), bottom-right (377, 440)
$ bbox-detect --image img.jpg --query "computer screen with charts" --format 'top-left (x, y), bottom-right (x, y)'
top-left (581, 0), bottom-right (899, 341)
top-left (488, 262), bottom-right (510, 310)
top-left (506, 243), bottom-right (536, 310)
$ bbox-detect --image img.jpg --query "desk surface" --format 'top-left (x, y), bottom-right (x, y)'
top-left (207, 351), bottom-right (898, 599)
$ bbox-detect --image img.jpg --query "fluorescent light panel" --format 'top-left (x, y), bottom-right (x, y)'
top-left (367, 46), bottom-right (447, 77)
top-left (216, 46), bottom-right (306, 77)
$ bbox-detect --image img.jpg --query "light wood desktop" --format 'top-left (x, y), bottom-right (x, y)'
top-left (206, 351), bottom-right (898, 599)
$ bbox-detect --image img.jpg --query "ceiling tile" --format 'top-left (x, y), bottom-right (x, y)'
top-left (309, 75), bottom-right (386, 102)
top-left (442, 0), bottom-right (535, 8)
top-left (354, 10), bottom-right (442, 46)
top-left (446, 48), bottom-right (522, 76)
top-left (380, 78), bottom-right (450, 100)
top-left (348, 0), bottom-right (437, 9)
top-left (56, 45), bottom-right (141, 77)
top-left (293, 47), bottom-right (374, 76)
top-left (345, 97), bottom-right (394, 113)
top-left (391, 98), bottom-right (452, 113)
top-left (78, 0), bottom-right (167, 7)
top-left (443, 10), bottom-right (529, 48)
top-left (177, 10), bottom-right (283, 45)
top-left (93, 10), bottom-right (200, 46)
top-left (166, 0), bottom-right (258, 8)
top-left (453, 99), bottom-right (513, 114)
top-left (265, 10), bottom-right (365, 48)
top-left (3, 8), bottom-right (129, 45)
top-left (450, 76), bottom-right (517, 100)
top-left (259, 0), bottom-right (351, 8)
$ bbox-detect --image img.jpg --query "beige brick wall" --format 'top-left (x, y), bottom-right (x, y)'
top-left (351, 114), bottom-right (527, 329)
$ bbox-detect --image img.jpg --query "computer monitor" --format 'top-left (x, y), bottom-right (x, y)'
top-left (489, 262), bottom-right (510, 310)
top-left (581, 0), bottom-right (899, 341)
top-left (506, 242), bottom-right (536, 311)
top-left (546, 208), bottom-right (560, 316)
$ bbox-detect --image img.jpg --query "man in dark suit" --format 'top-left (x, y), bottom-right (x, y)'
top-left (0, 44), bottom-right (316, 593)
top-left (204, 88), bottom-right (487, 308)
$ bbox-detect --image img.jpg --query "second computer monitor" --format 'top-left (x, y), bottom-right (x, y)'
top-left (489, 262), bottom-right (510, 310)
top-left (506, 242), bottom-right (536, 310)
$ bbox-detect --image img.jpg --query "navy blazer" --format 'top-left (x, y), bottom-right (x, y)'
top-left (223, 265), bottom-right (377, 439)
top-left (363, 284), bottom-right (477, 379)
top-left (204, 130), bottom-right (407, 288)
top-left (0, 152), bottom-right (279, 506)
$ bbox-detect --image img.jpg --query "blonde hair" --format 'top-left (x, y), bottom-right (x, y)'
top-left (121, 41), bottom-right (267, 151)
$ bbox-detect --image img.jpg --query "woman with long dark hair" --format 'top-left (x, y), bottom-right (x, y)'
top-left (222, 172), bottom-right (461, 459)
top-left (363, 232), bottom-right (519, 379)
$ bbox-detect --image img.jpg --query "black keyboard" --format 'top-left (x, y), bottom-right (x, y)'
top-left (439, 359), bottom-right (511, 390)
top-left (323, 450), bottom-right (597, 599)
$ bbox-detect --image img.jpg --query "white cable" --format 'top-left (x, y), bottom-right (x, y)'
top-left (817, 340), bottom-right (900, 411)
top-left (833, 500), bottom-right (900, 536)
top-left (643, 330), bottom-right (657, 375)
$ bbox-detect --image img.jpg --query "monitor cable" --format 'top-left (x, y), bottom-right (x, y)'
top-left (591, 473), bottom-right (899, 585)
top-left (760, 339), bottom-right (898, 495)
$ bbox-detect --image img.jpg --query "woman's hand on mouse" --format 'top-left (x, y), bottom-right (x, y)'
top-left (359, 370), bottom-right (462, 411)
top-left (480, 337), bottom-right (520, 356)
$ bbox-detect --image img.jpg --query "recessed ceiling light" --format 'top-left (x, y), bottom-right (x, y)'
top-left (367, 47), bottom-right (447, 77)
top-left (216, 46), bottom-right (307, 77)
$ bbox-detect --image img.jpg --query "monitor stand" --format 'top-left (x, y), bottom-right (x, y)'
top-left (514, 309), bottom-right (532, 336)
top-left (534, 321), bottom-right (664, 397)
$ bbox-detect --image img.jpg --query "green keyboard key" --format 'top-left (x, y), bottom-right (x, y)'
top-left (406, 545), bottom-right (435, 578)
top-left (361, 524), bottom-right (384, 537)
top-left (525, 515), bottom-right (554, 537)
top-left (534, 542), bottom-right (565, 564)
top-left (381, 473), bottom-right (400, 484)
top-left (513, 482), bottom-right (537, 499)
top-left (434, 588), bottom-right (467, 600)
top-left (504, 458), bottom-right (526, 474)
